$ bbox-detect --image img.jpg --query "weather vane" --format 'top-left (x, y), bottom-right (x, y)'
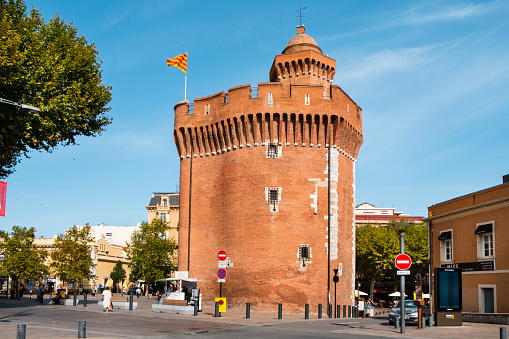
top-left (297, 1), bottom-right (306, 27)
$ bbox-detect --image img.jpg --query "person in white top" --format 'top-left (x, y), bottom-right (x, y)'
top-left (102, 286), bottom-right (112, 312)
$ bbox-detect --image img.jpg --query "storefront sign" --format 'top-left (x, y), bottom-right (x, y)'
top-left (441, 260), bottom-right (495, 271)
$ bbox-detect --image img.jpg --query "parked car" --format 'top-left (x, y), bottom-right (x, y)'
top-left (388, 300), bottom-right (429, 325)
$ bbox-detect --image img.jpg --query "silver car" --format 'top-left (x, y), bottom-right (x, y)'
top-left (388, 300), bottom-right (428, 325)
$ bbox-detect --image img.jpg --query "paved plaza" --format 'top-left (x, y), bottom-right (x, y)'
top-left (0, 295), bottom-right (506, 338)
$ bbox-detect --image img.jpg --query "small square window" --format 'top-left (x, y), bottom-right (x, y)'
top-left (266, 187), bottom-right (281, 212)
top-left (267, 142), bottom-right (280, 158)
top-left (299, 245), bottom-right (310, 260)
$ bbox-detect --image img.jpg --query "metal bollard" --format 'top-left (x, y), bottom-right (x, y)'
top-left (348, 305), bottom-right (351, 318)
top-left (278, 303), bottom-right (282, 319)
top-left (337, 305), bottom-right (341, 318)
top-left (501, 327), bottom-right (507, 339)
top-left (395, 315), bottom-right (400, 329)
top-left (17, 324), bottom-right (26, 339)
top-left (129, 294), bottom-right (133, 311)
top-left (83, 294), bottom-right (87, 307)
top-left (328, 304), bottom-right (332, 318)
top-left (73, 294), bottom-right (77, 306)
top-left (246, 302), bottom-right (250, 319)
top-left (305, 304), bottom-right (309, 319)
top-left (215, 301), bottom-right (219, 317)
top-left (318, 304), bottom-right (322, 319)
top-left (428, 314), bottom-right (434, 327)
top-left (422, 316), bottom-right (426, 328)
top-left (343, 305), bottom-right (347, 318)
top-left (78, 321), bottom-right (86, 338)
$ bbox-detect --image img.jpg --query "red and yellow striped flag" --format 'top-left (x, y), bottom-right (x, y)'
top-left (167, 53), bottom-right (187, 73)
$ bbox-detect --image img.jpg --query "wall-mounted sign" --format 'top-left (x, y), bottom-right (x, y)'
top-left (441, 260), bottom-right (495, 272)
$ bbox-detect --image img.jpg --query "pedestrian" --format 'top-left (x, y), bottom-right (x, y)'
top-left (92, 287), bottom-right (96, 298)
top-left (28, 284), bottom-right (33, 296)
top-left (148, 285), bottom-right (153, 299)
top-left (37, 284), bottom-right (46, 304)
top-left (102, 286), bottom-right (112, 312)
top-left (122, 287), bottom-right (126, 296)
top-left (136, 287), bottom-right (141, 298)
top-left (18, 283), bottom-right (25, 300)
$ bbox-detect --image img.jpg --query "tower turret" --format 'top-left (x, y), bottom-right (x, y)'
top-left (269, 26), bottom-right (335, 98)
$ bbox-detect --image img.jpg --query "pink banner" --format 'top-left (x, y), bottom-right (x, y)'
top-left (0, 181), bottom-right (6, 217)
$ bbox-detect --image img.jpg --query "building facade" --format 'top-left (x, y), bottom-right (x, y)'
top-left (427, 177), bottom-right (509, 313)
top-left (173, 26), bottom-right (363, 310)
top-left (145, 192), bottom-right (180, 244)
top-left (355, 202), bottom-right (423, 225)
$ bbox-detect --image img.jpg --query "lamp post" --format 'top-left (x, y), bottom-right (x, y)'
top-left (333, 269), bottom-right (339, 318)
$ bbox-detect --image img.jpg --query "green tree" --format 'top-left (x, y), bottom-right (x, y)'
top-left (110, 260), bottom-right (126, 293)
top-left (0, 0), bottom-right (112, 178)
top-left (51, 224), bottom-right (95, 293)
top-left (0, 226), bottom-right (48, 298)
top-left (127, 219), bottom-right (176, 288)
top-left (356, 221), bottom-right (429, 299)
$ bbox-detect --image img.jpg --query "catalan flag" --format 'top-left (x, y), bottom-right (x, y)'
top-left (167, 53), bottom-right (187, 74)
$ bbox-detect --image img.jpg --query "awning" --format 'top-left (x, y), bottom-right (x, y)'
top-left (475, 223), bottom-right (493, 234)
top-left (438, 231), bottom-right (452, 240)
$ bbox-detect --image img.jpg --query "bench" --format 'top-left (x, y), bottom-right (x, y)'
top-left (97, 296), bottom-right (137, 310)
top-left (59, 298), bottom-right (78, 306)
top-left (162, 299), bottom-right (188, 306)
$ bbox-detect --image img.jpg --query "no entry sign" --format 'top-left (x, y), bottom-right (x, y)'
top-left (218, 250), bottom-right (227, 261)
top-left (395, 254), bottom-right (412, 270)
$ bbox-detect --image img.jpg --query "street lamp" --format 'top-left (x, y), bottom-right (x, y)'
top-left (333, 269), bottom-right (339, 318)
top-left (0, 97), bottom-right (40, 112)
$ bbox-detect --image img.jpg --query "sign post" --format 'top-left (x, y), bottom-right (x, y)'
top-left (396, 232), bottom-right (411, 334)
top-left (217, 251), bottom-right (227, 298)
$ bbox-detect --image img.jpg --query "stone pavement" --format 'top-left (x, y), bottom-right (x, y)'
top-left (0, 295), bottom-right (507, 338)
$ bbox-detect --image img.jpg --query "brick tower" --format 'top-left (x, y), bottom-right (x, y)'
top-left (174, 26), bottom-right (363, 311)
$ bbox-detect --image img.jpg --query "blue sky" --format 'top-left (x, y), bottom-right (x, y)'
top-left (1, 0), bottom-right (508, 237)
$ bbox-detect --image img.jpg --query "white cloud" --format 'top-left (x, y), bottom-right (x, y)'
top-left (402, 3), bottom-right (490, 25)
top-left (338, 44), bottom-right (440, 82)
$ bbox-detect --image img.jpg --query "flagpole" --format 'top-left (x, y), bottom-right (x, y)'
top-left (185, 51), bottom-right (188, 101)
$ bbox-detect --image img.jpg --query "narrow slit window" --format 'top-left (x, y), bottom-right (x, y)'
top-left (305, 94), bottom-right (310, 105)
top-left (268, 92), bottom-right (273, 104)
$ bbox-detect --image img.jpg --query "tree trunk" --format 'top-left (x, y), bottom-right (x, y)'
top-left (369, 278), bottom-right (375, 300)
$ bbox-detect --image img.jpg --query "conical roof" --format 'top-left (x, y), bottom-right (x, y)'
top-left (282, 26), bottom-right (322, 55)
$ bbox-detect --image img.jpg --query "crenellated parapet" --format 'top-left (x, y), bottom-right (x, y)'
top-left (174, 81), bottom-right (363, 162)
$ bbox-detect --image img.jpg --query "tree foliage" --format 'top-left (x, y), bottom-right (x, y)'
top-left (51, 224), bottom-right (95, 290)
top-left (0, 226), bottom-right (48, 281)
top-left (356, 221), bottom-right (429, 298)
top-left (0, 0), bottom-right (112, 178)
top-left (127, 219), bottom-right (176, 284)
top-left (110, 260), bottom-right (126, 288)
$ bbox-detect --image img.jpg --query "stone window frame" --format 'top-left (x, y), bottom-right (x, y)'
top-left (476, 221), bottom-right (495, 260)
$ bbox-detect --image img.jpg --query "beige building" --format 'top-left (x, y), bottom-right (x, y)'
top-left (146, 192), bottom-right (179, 245)
top-left (355, 202), bottom-right (423, 225)
top-left (427, 175), bottom-right (509, 313)
top-left (32, 225), bottom-right (139, 293)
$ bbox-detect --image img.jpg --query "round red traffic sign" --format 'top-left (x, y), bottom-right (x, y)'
top-left (395, 253), bottom-right (412, 270)
top-left (218, 250), bottom-right (227, 261)
top-left (218, 268), bottom-right (227, 279)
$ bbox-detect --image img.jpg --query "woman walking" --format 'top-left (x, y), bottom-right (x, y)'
top-left (102, 286), bottom-right (112, 312)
